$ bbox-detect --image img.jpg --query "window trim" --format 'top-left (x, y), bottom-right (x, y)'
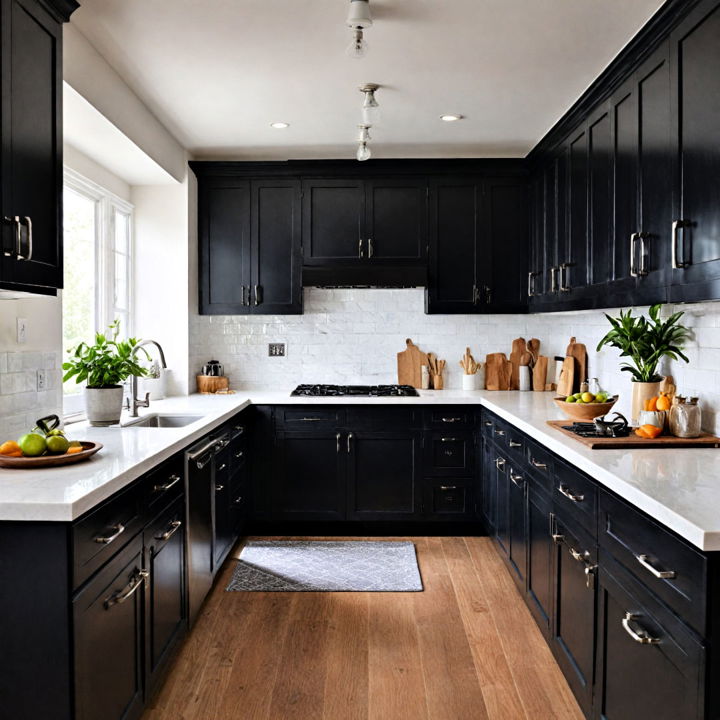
top-left (62, 168), bottom-right (135, 416)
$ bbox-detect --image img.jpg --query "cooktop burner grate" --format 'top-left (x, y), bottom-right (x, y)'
top-left (291, 384), bottom-right (419, 397)
top-left (561, 422), bottom-right (631, 439)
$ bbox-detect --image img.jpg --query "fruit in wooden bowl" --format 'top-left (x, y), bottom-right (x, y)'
top-left (553, 394), bottom-right (619, 421)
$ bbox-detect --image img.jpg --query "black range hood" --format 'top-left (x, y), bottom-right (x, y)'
top-left (302, 264), bottom-right (427, 288)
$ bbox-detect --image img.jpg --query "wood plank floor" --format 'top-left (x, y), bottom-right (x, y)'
top-left (142, 537), bottom-right (583, 720)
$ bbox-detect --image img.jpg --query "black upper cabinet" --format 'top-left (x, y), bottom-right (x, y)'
top-left (588, 105), bottom-right (613, 292)
top-left (302, 177), bottom-right (427, 265)
top-left (196, 174), bottom-right (302, 315)
top-left (669, 0), bottom-right (720, 302)
top-left (426, 176), bottom-right (528, 314)
top-left (0, 0), bottom-right (76, 294)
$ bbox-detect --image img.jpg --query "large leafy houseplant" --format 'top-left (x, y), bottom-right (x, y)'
top-left (596, 303), bottom-right (690, 382)
top-left (63, 320), bottom-right (147, 387)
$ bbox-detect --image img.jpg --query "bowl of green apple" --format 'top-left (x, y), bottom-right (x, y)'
top-left (553, 391), bottom-right (618, 421)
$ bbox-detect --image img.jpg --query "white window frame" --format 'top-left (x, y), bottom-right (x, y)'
top-left (62, 168), bottom-right (135, 416)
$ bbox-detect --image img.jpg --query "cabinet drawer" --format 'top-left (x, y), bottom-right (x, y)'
top-left (346, 407), bottom-right (417, 429)
top-left (275, 407), bottom-right (344, 428)
top-left (553, 459), bottom-right (597, 537)
top-left (503, 425), bottom-right (525, 462)
top-left (425, 431), bottom-right (474, 475)
top-left (143, 455), bottom-right (184, 516)
top-left (427, 482), bottom-right (471, 516)
top-left (480, 411), bottom-right (496, 439)
top-left (524, 437), bottom-right (554, 490)
top-left (229, 436), bottom-right (248, 475)
top-left (599, 490), bottom-right (707, 635)
top-left (426, 407), bottom-right (475, 429)
top-left (73, 483), bottom-right (143, 590)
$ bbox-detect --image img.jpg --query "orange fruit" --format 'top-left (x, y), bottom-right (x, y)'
top-left (635, 427), bottom-right (651, 438)
top-left (66, 446), bottom-right (84, 454)
top-left (640, 424), bottom-right (663, 439)
top-left (647, 396), bottom-right (658, 411)
top-left (0, 440), bottom-right (21, 456)
top-left (656, 394), bottom-right (671, 411)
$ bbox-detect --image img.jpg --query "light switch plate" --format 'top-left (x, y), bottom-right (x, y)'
top-left (36, 369), bottom-right (46, 391)
top-left (268, 343), bottom-right (286, 357)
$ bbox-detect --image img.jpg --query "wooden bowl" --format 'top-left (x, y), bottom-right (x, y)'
top-left (0, 441), bottom-right (102, 469)
top-left (553, 396), bottom-right (618, 422)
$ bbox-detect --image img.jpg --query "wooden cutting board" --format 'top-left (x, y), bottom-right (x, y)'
top-left (397, 338), bottom-right (428, 388)
top-left (547, 421), bottom-right (720, 449)
top-left (566, 336), bottom-right (587, 394)
top-left (485, 353), bottom-right (510, 391)
top-left (509, 337), bottom-right (526, 391)
top-left (533, 355), bottom-right (548, 392)
top-left (556, 357), bottom-right (575, 397)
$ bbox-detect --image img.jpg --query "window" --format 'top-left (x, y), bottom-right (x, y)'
top-left (62, 168), bottom-right (134, 415)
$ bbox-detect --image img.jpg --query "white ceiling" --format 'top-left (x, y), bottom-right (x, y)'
top-left (70, 0), bottom-right (664, 161)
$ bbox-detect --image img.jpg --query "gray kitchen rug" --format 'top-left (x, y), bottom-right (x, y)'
top-left (226, 540), bottom-right (423, 592)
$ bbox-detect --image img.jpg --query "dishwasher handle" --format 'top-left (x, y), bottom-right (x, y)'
top-left (188, 437), bottom-right (224, 469)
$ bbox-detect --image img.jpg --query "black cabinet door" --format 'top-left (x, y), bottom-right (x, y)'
top-left (588, 105), bottom-right (613, 293)
top-left (481, 178), bottom-right (528, 312)
top-left (528, 173), bottom-right (545, 301)
top-left (302, 178), bottom-right (365, 264)
top-left (273, 431), bottom-right (346, 520)
top-left (346, 430), bottom-right (421, 520)
top-left (527, 486), bottom-right (553, 636)
top-left (0, 0), bottom-right (63, 291)
top-left (596, 564), bottom-right (704, 720)
top-left (198, 177), bottom-right (251, 314)
top-left (426, 178), bottom-right (480, 313)
top-left (494, 453), bottom-right (510, 556)
top-left (565, 126), bottom-right (590, 299)
top-left (213, 448), bottom-right (235, 568)
top-left (481, 438), bottom-right (497, 533)
top-left (250, 179), bottom-right (302, 314)
top-left (507, 464), bottom-right (527, 586)
top-left (551, 516), bottom-right (597, 716)
top-left (542, 156), bottom-right (560, 301)
top-left (669, 0), bottom-right (720, 302)
top-left (365, 178), bottom-right (427, 262)
top-left (73, 536), bottom-right (145, 720)
top-left (144, 498), bottom-right (186, 695)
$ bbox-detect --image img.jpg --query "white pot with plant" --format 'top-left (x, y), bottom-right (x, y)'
top-left (63, 320), bottom-right (148, 426)
top-left (596, 303), bottom-right (690, 424)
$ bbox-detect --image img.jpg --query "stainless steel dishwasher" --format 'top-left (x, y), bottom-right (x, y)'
top-left (184, 432), bottom-right (229, 627)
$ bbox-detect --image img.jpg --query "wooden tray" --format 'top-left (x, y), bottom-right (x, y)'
top-left (547, 421), bottom-right (720, 449)
top-left (0, 441), bottom-right (103, 468)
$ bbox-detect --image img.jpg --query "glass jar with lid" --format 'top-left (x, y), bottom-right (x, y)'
top-left (668, 396), bottom-right (702, 438)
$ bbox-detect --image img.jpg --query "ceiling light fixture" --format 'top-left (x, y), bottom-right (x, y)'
top-left (356, 142), bottom-right (372, 162)
top-left (360, 83), bottom-right (380, 125)
top-left (346, 0), bottom-right (372, 59)
top-left (440, 114), bottom-right (464, 122)
top-left (270, 122), bottom-right (290, 129)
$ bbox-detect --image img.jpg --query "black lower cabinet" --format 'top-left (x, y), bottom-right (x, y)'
top-left (596, 560), bottom-right (704, 720)
top-left (551, 515), bottom-right (597, 716)
top-left (73, 536), bottom-right (145, 720)
top-left (480, 438), bottom-right (497, 532)
top-left (144, 499), bottom-right (186, 695)
top-left (494, 454), bottom-right (510, 556)
top-left (507, 463), bottom-right (527, 585)
top-left (346, 431), bottom-right (421, 520)
top-left (273, 431), bottom-right (346, 520)
top-left (526, 485), bottom-right (553, 635)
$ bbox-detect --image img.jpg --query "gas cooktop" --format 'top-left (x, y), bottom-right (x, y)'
top-left (291, 384), bottom-right (419, 397)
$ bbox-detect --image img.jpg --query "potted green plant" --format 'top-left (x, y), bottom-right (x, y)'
top-left (63, 320), bottom-right (148, 426)
top-left (596, 303), bottom-right (690, 422)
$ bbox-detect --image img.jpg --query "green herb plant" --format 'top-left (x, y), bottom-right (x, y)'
top-left (62, 320), bottom-right (148, 388)
top-left (596, 303), bottom-right (691, 383)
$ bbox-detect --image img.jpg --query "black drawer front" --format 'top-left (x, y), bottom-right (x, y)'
top-left (275, 407), bottom-right (344, 428)
top-left (524, 437), bottom-right (554, 491)
top-left (346, 407), bottom-right (417, 429)
top-left (553, 460), bottom-right (597, 537)
top-left (144, 455), bottom-right (184, 516)
top-left (73, 483), bottom-right (143, 590)
top-left (425, 431), bottom-right (474, 475)
top-left (503, 425), bottom-right (525, 463)
top-left (145, 495), bottom-right (185, 552)
top-left (428, 482), bottom-right (471, 515)
top-left (480, 411), bottom-right (496, 439)
top-left (426, 407), bottom-right (475, 429)
top-left (599, 490), bottom-right (707, 635)
top-left (229, 436), bottom-right (248, 475)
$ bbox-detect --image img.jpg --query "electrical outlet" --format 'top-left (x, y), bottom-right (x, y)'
top-left (36, 369), bottom-right (46, 391)
top-left (268, 343), bottom-right (286, 357)
top-left (17, 318), bottom-right (27, 344)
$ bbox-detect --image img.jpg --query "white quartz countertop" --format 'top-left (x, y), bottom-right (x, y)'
top-left (2, 389), bottom-right (720, 551)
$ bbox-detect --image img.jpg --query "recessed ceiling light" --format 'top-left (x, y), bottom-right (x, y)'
top-left (270, 122), bottom-right (290, 129)
top-left (440, 114), bottom-right (463, 122)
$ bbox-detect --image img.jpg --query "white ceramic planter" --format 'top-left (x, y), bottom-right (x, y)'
top-left (462, 374), bottom-right (479, 391)
top-left (630, 381), bottom-right (661, 425)
top-left (84, 386), bottom-right (124, 426)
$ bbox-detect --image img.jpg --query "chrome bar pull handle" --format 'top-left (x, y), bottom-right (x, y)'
top-left (440, 485), bottom-right (458, 491)
top-left (559, 262), bottom-right (574, 292)
top-left (336, 432), bottom-right (341, 453)
top-left (13, 216), bottom-right (23, 259)
top-left (635, 553), bottom-right (676, 580)
top-left (495, 457), bottom-right (505, 470)
top-left (104, 570), bottom-right (149, 609)
top-left (154, 474), bottom-right (181, 492)
top-left (94, 523), bottom-right (125, 545)
top-left (347, 432), bottom-right (354, 453)
top-left (368, 238), bottom-right (374, 258)
top-left (254, 285), bottom-right (261, 305)
top-left (440, 437), bottom-right (459, 442)
top-left (672, 220), bottom-right (689, 269)
top-left (510, 472), bottom-right (524, 488)
top-left (569, 546), bottom-right (589, 563)
top-left (358, 237), bottom-right (364, 258)
top-left (509, 441), bottom-right (522, 448)
top-left (485, 285), bottom-right (492, 304)
top-left (494, 430), bottom-right (505, 437)
top-left (630, 233), bottom-right (639, 277)
top-left (528, 271), bottom-right (535, 298)
top-left (215, 484), bottom-right (225, 491)
top-left (550, 266), bottom-right (558, 293)
top-left (155, 520), bottom-right (182, 541)
top-left (531, 458), bottom-right (547, 469)
top-left (22, 217), bottom-right (32, 261)
top-left (558, 484), bottom-right (584, 503)
top-left (638, 233), bottom-right (650, 276)
top-left (622, 612), bottom-right (660, 645)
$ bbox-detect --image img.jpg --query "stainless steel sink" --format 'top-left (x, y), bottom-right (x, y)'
top-left (121, 414), bottom-right (204, 428)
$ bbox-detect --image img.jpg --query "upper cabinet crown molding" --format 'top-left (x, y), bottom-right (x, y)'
top-left (37, 0), bottom-right (80, 22)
